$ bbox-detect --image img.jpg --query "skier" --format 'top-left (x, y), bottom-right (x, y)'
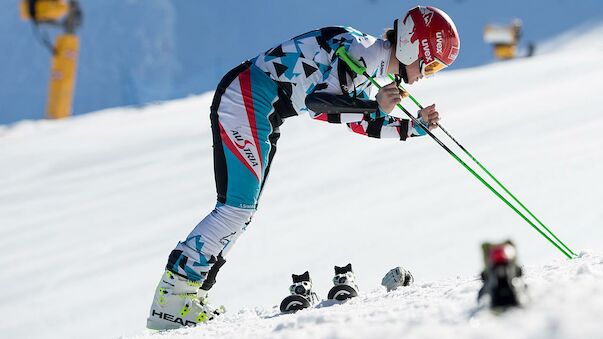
top-left (147, 5), bottom-right (460, 330)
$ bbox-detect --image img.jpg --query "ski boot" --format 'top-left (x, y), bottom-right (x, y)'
top-left (327, 263), bottom-right (359, 300)
top-left (147, 270), bottom-right (225, 331)
top-left (279, 271), bottom-right (319, 313)
top-left (381, 266), bottom-right (414, 292)
top-left (477, 240), bottom-right (529, 311)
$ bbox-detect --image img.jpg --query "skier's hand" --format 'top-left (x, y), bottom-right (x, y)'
top-left (376, 82), bottom-right (402, 114)
top-left (418, 104), bottom-right (440, 130)
top-left (381, 266), bottom-right (414, 292)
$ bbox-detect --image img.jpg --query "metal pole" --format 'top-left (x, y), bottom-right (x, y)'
top-left (334, 47), bottom-right (574, 258)
top-left (387, 74), bottom-right (577, 257)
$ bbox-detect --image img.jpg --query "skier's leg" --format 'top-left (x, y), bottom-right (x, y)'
top-left (200, 128), bottom-right (280, 291)
top-left (148, 63), bottom-right (282, 329)
top-left (167, 63), bottom-right (281, 283)
top-left (220, 127), bottom-right (281, 256)
top-left (167, 204), bottom-right (254, 282)
top-left (147, 63), bottom-right (280, 329)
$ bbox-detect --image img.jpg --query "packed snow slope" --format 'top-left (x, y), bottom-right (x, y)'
top-left (1, 24), bottom-right (603, 339)
top-left (132, 252), bottom-right (603, 339)
top-left (3, 0), bottom-right (603, 123)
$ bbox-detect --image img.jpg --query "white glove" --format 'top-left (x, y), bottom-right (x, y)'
top-left (381, 266), bottom-right (414, 292)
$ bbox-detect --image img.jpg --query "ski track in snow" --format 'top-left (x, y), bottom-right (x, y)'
top-left (1, 24), bottom-right (603, 339)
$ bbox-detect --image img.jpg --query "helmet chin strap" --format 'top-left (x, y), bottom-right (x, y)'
top-left (398, 62), bottom-right (409, 84)
top-left (393, 18), bottom-right (409, 85)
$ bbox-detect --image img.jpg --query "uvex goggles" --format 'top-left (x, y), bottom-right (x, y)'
top-left (420, 58), bottom-right (448, 77)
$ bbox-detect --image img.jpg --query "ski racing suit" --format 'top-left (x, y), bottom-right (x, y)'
top-left (165, 26), bottom-right (427, 288)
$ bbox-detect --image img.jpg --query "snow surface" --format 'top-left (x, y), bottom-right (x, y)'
top-left (130, 252), bottom-right (603, 339)
top-left (1, 24), bottom-right (603, 339)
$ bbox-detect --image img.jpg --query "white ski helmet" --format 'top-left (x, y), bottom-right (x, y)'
top-left (394, 6), bottom-right (460, 75)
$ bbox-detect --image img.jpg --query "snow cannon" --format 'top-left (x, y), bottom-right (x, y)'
top-left (484, 19), bottom-right (533, 60)
top-left (20, 0), bottom-right (82, 119)
top-left (279, 271), bottom-right (319, 313)
top-left (327, 263), bottom-right (359, 301)
top-left (20, 0), bottom-right (69, 22)
top-left (478, 240), bottom-right (529, 311)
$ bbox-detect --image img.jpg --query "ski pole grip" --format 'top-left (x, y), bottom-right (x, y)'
top-left (335, 47), bottom-right (366, 76)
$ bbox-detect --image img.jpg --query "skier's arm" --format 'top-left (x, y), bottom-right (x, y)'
top-left (303, 36), bottom-right (391, 126)
top-left (306, 90), bottom-right (429, 140)
top-left (305, 92), bottom-right (377, 122)
top-left (304, 35), bottom-right (430, 140)
top-left (345, 111), bottom-right (430, 139)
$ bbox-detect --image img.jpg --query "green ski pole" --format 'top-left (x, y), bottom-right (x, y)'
top-left (387, 74), bottom-right (577, 257)
top-left (335, 47), bottom-right (573, 259)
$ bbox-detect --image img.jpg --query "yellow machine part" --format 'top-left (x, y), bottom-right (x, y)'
top-left (494, 44), bottom-right (516, 60)
top-left (20, 0), bottom-right (69, 22)
top-left (47, 34), bottom-right (79, 119)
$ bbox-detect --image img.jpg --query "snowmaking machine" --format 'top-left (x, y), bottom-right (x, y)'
top-left (20, 0), bottom-right (82, 119)
top-left (484, 19), bottom-right (534, 60)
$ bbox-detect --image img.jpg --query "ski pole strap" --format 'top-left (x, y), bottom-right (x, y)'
top-left (335, 47), bottom-right (366, 76)
top-left (388, 74), bottom-right (423, 109)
